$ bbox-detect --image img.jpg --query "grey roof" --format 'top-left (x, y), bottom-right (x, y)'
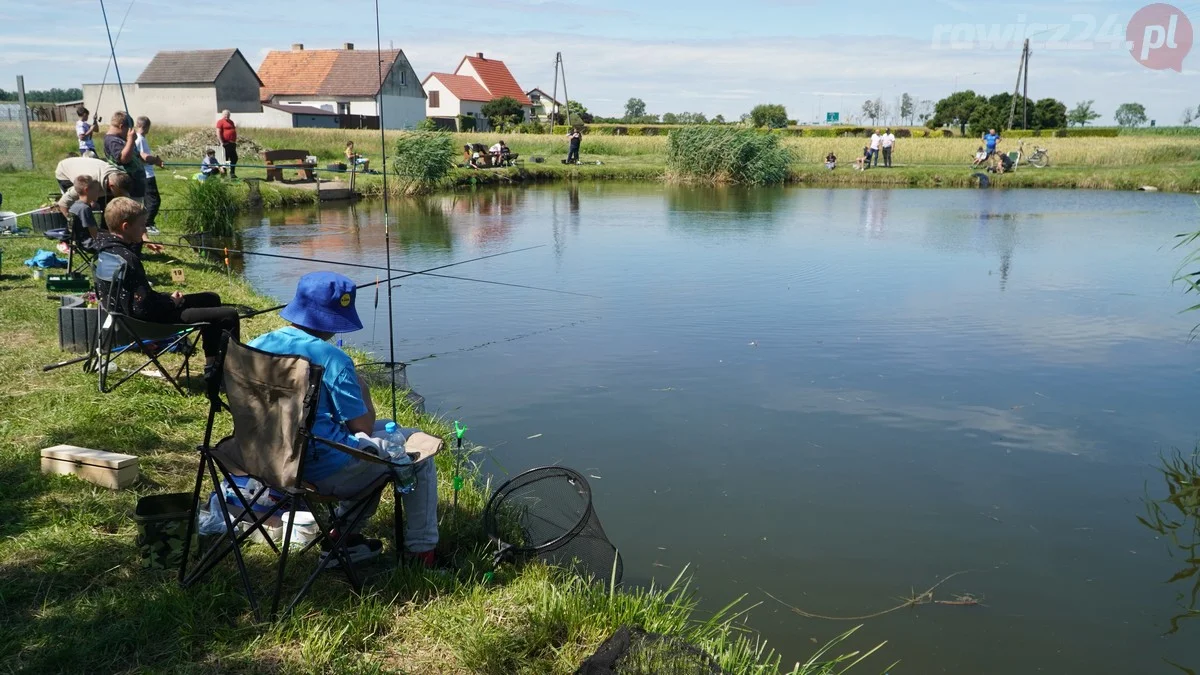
top-left (264, 102), bottom-right (338, 116)
top-left (136, 49), bottom-right (263, 85)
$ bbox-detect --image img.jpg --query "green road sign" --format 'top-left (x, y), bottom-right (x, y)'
top-left (826, 112), bottom-right (840, 123)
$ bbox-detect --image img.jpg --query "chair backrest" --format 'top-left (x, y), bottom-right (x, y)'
top-left (94, 251), bottom-right (128, 314)
top-left (217, 339), bottom-right (326, 489)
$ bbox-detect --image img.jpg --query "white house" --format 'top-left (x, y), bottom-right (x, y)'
top-left (526, 88), bottom-right (564, 122)
top-left (83, 49), bottom-right (262, 127)
top-left (255, 43), bottom-right (426, 130)
top-left (424, 53), bottom-right (532, 130)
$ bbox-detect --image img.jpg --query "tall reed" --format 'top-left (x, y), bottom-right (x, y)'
top-left (666, 126), bottom-right (792, 185)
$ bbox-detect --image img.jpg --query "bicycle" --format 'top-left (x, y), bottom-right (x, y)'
top-left (1018, 140), bottom-right (1050, 168)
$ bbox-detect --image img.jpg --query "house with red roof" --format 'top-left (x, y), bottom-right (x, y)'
top-left (252, 42), bottom-right (426, 129)
top-left (423, 53), bottom-right (532, 131)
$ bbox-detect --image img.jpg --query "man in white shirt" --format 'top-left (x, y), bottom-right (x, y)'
top-left (881, 128), bottom-right (896, 168)
top-left (134, 116), bottom-right (164, 234)
top-left (868, 130), bottom-right (881, 168)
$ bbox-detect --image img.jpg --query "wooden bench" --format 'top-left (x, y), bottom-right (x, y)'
top-left (262, 149), bottom-right (316, 182)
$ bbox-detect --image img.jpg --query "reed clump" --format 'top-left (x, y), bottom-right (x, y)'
top-left (666, 126), bottom-right (792, 185)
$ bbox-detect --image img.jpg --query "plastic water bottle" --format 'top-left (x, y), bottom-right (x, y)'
top-left (381, 422), bottom-right (417, 494)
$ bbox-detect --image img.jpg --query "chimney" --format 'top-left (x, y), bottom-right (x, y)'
top-left (476, 52), bottom-right (484, 59)
top-left (291, 43), bottom-right (304, 51)
top-left (343, 42), bottom-right (354, 50)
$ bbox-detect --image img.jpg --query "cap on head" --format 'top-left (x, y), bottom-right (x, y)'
top-left (281, 271), bottom-right (364, 334)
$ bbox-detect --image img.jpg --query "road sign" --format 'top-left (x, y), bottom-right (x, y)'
top-left (826, 112), bottom-right (839, 123)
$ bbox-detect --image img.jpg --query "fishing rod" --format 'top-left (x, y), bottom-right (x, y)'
top-left (153, 241), bottom-right (597, 298)
top-left (373, 0), bottom-right (399, 422)
top-left (94, 0), bottom-right (134, 116)
top-left (238, 244), bottom-right (557, 319)
top-left (99, 0), bottom-right (130, 116)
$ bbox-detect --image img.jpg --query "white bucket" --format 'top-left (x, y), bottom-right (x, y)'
top-left (280, 510), bottom-right (319, 547)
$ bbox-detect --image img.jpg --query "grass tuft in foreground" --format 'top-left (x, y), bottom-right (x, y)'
top-left (0, 232), bottom-right (883, 673)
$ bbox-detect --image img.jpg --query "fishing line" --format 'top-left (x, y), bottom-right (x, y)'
top-left (238, 244), bottom-right (556, 319)
top-left (99, 0), bottom-right (131, 115)
top-left (154, 241), bottom-right (597, 298)
top-left (403, 317), bottom-right (594, 364)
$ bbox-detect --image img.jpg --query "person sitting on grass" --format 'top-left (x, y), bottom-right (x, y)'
top-left (464, 145), bottom-right (482, 169)
top-left (95, 197), bottom-right (241, 378)
top-left (854, 146), bottom-right (870, 171)
top-left (489, 140), bottom-right (510, 166)
top-left (972, 146), bottom-right (988, 167)
top-left (198, 148), bottom-right (225, 181)
top-left (344, 141), bottom-right (369, 171)
top-left (247, 271), bottom-right (440, 568)
top-left (825, 152), bottom-right (837, 170)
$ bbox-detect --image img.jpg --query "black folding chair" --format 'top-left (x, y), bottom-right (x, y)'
top-left (178, 335), bottom-right (440, 621)
top-left (91, 251), bottom-right (205, 396)
top-left (43, 210), bottom-right (97, 276)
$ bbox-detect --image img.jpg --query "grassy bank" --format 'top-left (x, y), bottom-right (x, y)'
top-left (6, 123), bottom-right (1200, 202)
top-left (0, 228), bottom-right (884, 672)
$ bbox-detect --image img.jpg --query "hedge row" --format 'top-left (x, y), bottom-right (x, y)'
top-left (547, 124), bottom-right (1165, 139)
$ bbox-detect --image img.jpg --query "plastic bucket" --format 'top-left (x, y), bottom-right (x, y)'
top-left (134, 492), bottom-right (195, 570)
top-left (280, 510), bottom-right (319, 548)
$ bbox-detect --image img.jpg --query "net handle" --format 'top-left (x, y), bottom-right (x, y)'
top-left (482, 465), bottom-right (594, 556)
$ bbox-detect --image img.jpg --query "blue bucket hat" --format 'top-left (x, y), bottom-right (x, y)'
top-left (281, 271), bottom-right (363, 333)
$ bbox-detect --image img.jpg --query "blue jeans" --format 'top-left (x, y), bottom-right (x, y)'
top-left (308, 419), bottom-right (439, 553)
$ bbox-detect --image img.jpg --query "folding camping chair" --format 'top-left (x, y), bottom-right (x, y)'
top-left (178, 335), bottom-right (441, 621)
top-left (91, 251), bottom-right (206, 396)
top-left (44, 210), bottom-right (97, 277)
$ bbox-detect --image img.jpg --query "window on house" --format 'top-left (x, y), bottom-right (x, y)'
top-left (429, 90), bottom-right (440, 108)
top-left (398, 70), bottom-right (406, 86)
top-left (530, 93), bottom-right (540, 103)
top-left (337, 102), bottom-right (350, 115)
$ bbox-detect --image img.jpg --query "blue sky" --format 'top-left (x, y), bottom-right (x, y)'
top-left (3, 0), bottom-right (1199, 124)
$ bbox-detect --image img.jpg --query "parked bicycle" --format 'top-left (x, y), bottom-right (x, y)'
top-left (1018, 140), bottom-right (1050, 168)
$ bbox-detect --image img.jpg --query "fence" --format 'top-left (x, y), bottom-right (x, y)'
top-left (0, 101), bottom-right (34, 171)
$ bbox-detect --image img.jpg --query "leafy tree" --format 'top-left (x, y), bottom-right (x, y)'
top-left (566, 100), bottom-right (593, 124)
top-left (624, 97), bottom-right (647, 122)
top-left (1114, 102), bottom-right (1148, 128)
top-left (861, 99), bottom-right (882, 125)
top-left (899, 93), bottom-right (915, 125)
top-left (1185, 107), bottom-right (1197, 126)
top-left (481, 96), bottom-right (524, 130)
top-left (661, 112), bottom-right (679, 124)
top-left (1031, 98), bottom-right (1067, 129)
top-left (931, 90), bottom-right (985, 135)
top-left (967, 103), bottom-right (1005, 137)
top-left (0, 87), bottom-right (82, 103)
top-left (712, 114), bottom-right (726, 124)
top-left (1067, 100), bottom-right (1101, 127)
top-left (749, 103), bottom-right (788, 128)
top-left (916, 99), bottom-right (935, 124)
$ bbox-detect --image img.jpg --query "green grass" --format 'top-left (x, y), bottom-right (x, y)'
top-left (0, 222), bottom-right (885, 672)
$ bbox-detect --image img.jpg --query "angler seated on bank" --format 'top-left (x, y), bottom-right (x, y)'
top-left (94, 197), bottom-right (241, 378)
top-left (247, 272), bottom-right (440, 568)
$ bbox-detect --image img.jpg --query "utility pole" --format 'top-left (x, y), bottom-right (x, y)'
top-left (550, 52), bottom-right (572, 127)
top-left (1007, 39), bottom-right (1030, 130)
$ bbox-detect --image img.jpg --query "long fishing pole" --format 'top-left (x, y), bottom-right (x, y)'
top-left (374, 0), bottom-right (398, 422)
top-left (239, 244), bottom-right (555, 319)
top-left (99, 0), bottom-right (130, 115)
top-left (94, 0), bottom-right (134, 115)
top-left (154, 241), bottom-right (597, 298)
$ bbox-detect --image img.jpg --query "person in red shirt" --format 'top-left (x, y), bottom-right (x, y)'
top-left (215, 110), bottom-right (238, 178)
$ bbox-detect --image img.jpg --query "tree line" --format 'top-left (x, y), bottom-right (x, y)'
top-left (0, 87), bottom-right (83, 104)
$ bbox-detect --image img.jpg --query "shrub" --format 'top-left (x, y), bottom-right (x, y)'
top-left (805, 128), bottom-right (836, 138)
top-left (456, 115), bottom-right (477, 132)
top-left (180, 177), bottom-right (238, 238)
top-left (895, 128), bottom-right (913, 138)
top-left (515, 121), bottom-right (546, 134)
top-left (392, 131), bottom-right (455, 194)
top-left (416, 118), bottom-right (438, 131)
top-left (666, 126), bottom-right (792, 185)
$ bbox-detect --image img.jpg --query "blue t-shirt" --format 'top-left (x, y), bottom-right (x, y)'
top-left (984, 133), bottom-right (999, 151)
top-left (247, 326), bottom-right (367, 481)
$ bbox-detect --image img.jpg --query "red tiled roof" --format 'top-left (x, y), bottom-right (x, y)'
top-left (258, 48), bottom-right (404, 101)
top-left (458, 55), bottom-right (531, 106)
top-left (423, 73), bottom-right (492, 102)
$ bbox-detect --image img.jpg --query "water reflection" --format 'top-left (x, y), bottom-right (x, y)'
top-left (665, 184), bottom-right (788, 217)
top-left (1140, 449), bottom-right (1200, 636)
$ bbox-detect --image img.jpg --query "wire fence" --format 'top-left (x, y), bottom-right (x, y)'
top-left (0, 103), bottom-right (34, 170)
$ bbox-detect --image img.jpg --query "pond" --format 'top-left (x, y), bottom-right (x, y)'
top-left (238, 184), bottom-right (1200, 674)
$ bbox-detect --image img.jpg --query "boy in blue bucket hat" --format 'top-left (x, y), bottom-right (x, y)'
top-left (249, 271), bottom-right (439, 568)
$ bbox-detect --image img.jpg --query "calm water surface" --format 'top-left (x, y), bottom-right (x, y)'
top-left (239, 185), bottom-right (1200, 674)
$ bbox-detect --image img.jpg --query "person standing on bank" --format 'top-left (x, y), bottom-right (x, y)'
top-left (869, 129), bottom-right (881, 168)
top-left (134, 116), bottom-right (164, 235)
top-left (881, 128), bottom-right (896, 168)
top-left (76, 106), bottom-right (99, 157)
top-left (103, 111), bottom-right (146, 200)
top-left (566, 127), bottom-right (582, 164)
top-left (216, 110), bottom-right (238, 179)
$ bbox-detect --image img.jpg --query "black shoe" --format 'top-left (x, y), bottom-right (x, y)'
top-left (320, 533), bottom-right (383, 569)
